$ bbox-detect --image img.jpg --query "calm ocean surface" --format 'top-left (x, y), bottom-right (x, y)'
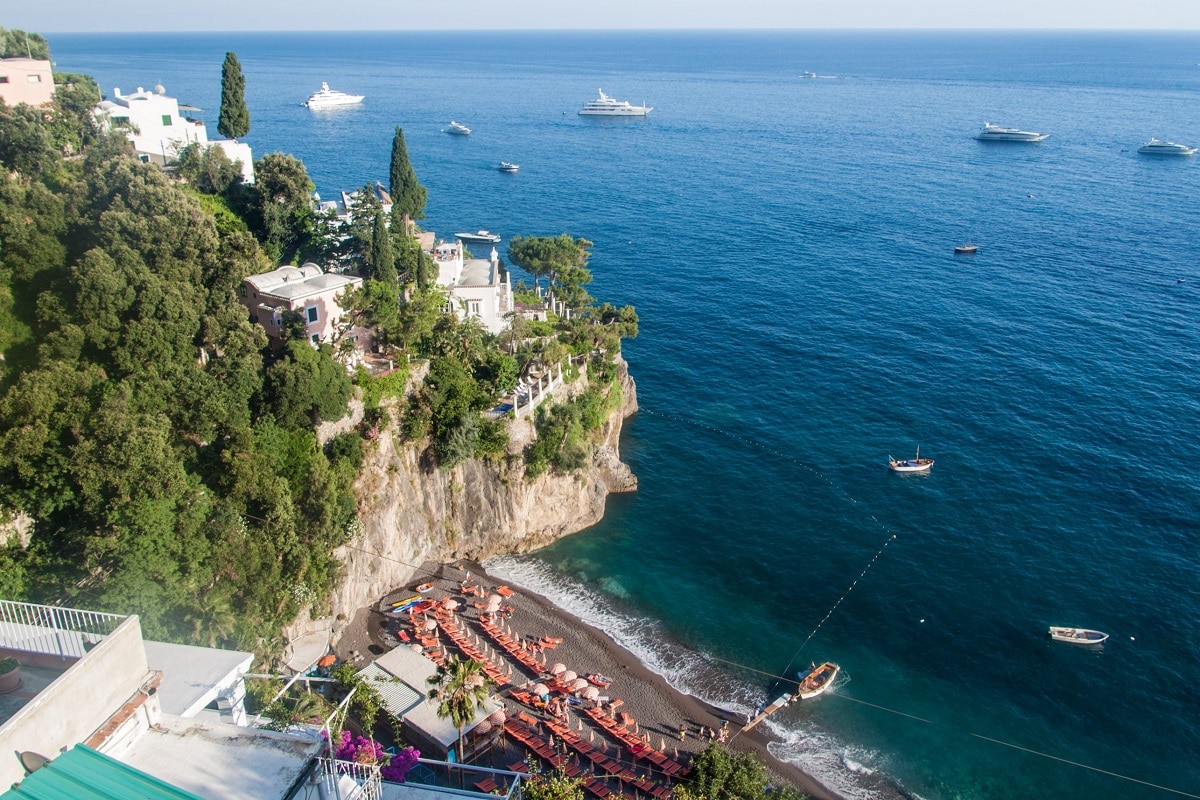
top-left (53, 31), bottom-right (1200, 800)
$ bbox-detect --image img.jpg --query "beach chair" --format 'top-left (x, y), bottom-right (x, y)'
top-left (475, 778), bottom-right (498, 793)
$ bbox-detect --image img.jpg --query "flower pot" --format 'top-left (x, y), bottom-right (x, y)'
top-left (0, 665), bottom-right (21, 695)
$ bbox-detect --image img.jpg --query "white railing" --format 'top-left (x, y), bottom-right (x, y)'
top-left (314, 758), bottom-right (383, 800)
top-left (402, 758), bottom-right (525, 800)
top-left (0, 600), bottom-right (126, 659)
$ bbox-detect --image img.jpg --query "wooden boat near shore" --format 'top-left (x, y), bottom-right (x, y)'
top-left (797, 661), bottom-right (840, 699)
top-left (741, 660), bottom-right (840, 731)
top-left (1049, 626), bottom-right (1109, 645)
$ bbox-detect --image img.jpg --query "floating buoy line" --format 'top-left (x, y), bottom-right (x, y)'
top-left (640, 408), bottom-right (1196, 798)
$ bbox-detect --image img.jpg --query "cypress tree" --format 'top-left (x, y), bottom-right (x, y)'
top-left (389, 126), bottom-right (427, 225)
top-left (370, 211), bottom-right (397, 284)
top-left (218, 52), bottom-right (250, 139)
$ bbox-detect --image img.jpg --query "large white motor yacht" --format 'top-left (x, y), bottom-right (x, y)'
top-left (447, 121), bottom-right (471, 135)
top-left (976, 122), bottom-right (1049, 142)
top-left (1138, 138), bottom-right (1197, 156)
top-left (302, 82), bottom-right (364, 109)
top-left (579, 89), bottom-right (652, 117)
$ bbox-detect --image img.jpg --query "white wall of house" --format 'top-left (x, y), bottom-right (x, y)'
top-left (0, 57), bottom-right (55, 107)
top-left (97, 86), bottom-right (209, 163)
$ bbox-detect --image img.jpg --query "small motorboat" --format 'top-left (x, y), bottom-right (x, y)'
top-left (456, 230), bottom-right (501, 244)
top-left (447, 121), bottom-right (471, 135)
top-left (416, 583), bottom-right (434, 593)
top-left (954, 243), bottom-right (978, 254)
top-left (889, 446), bottom-right (934, 473)
top-left (1049, 626), bottom-right (1109, 645)
top-left (499, 161), bottom-right (520, 173)
top-left (797, 661), bottom-right (840, 699)
top-left (586, 673), bottom-right (613, 688)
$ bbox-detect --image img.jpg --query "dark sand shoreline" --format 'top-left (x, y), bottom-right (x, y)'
top-left (334, 559), bottom-right (841, 800)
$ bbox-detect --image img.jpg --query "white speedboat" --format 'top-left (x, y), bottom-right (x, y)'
top-left (456, 230), bottom-right (501, 244)
top-left (976, 123), bottom-right (1049, 142)
top-left (499, 162), bottom-right (519, 173)
top-left (954, 243), bottom-right (978, 254)
top-left (1049, 627), bottom-right (1109, 645)
top-left (447, 121), bottom-right (471, 135)
top-left (1138, 138), bottom-right (1197, 156)
top-left (579, 89), bottom-right (652, 117)
top-left (797, 662), bottom-right (840, 699)
top-left (302, 82), bottom-right (364, 109)
top-left (889, 446), bottom-right (934, 473)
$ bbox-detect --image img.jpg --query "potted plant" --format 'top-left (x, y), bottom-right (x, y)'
top-left (0, 657), bottom-right (21, 694)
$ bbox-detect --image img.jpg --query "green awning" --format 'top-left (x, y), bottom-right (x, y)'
top-left (2, 744), bottom-right (203, 800)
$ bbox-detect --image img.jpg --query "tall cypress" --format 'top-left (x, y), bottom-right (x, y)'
top-left (389, 126), bottom-right (427, 225)
top-left (370, 211), bottom-right (397, 284)
top-left (218, 52), bottom-right (250, 140)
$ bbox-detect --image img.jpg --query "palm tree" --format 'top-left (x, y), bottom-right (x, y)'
top-left (427, 655), bottom-right (493, 762)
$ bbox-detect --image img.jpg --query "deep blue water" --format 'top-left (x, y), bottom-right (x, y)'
top-left (51, 31), bottom-right (1200, 800)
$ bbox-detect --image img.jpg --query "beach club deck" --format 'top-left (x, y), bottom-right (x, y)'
top-left (385, 569), bottom-right (687, 800)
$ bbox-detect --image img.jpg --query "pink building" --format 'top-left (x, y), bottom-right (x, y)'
top-left (240, 263), bottom-right (362, 347)
top-left (0, 58), bottom-right (54, 107)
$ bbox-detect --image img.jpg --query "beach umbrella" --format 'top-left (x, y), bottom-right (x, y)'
top-left (533, 683), bottom-right (550, 698)
top-left (659, 737), bottom-right (666, 752)
top-left (442, 598), bottom-right (459, 610)
top-left (570, 678), bottom-right (589, 691)
top-left (577, 718), bottom-right (584, 732)
top-left (474, 719), bottom-right (494, 735)
top-left (589, 730), bottom-right (595, 743)
top-left (489, 708), bottom-right (507, 723)
top-left (408, 643), bottom-right (424, 653)
top-left (560, 670), bottom-right (577, 683)
top-left (582, 686), bottom-right (600, 700)
top-left (488, 593), bottom-right (503, 606)
top-left (674, 748), bottom-right (679, 760)
top-left (423, 619), bottom-right (439, 631)
top-left (550, 663), bottom-right (567, 675)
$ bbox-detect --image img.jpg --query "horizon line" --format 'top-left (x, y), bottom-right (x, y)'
top-left (40, 26), bottom-right (1200, 35)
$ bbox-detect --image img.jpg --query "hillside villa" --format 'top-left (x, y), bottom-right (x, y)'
top-left (239, 264), bottom-right (363, 348)
top-left (0, 58), bottom-right (54, 107)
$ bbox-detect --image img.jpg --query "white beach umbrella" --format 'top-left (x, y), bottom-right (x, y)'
top-left (442, 598), bottom-right (459, 610)
top-left (560, 670), bottom-right (577, 683)
top-left (532, 683), bottom-right (550, 697)
top-left (488, 593), bottom-right (503, 606)
top-left (489, 708), bottom-right (507, 723)
top-left (550, 663), bottom-right (567, 675)
top-left (582, 686), bottom-right (600, 700)
top-left (423, 619), bottom-right (439, 631)
top-left (408, 643), bottom-right (424, 653)
top-left (570, 678), bottom-right (589, 691)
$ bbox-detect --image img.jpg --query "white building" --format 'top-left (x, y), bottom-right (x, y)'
top-left (0, 58), bottom-right (55, 107)
top-left (94, 83), bottom-right (254, 184)
top-left (426, 240), bottom-right (512, 336)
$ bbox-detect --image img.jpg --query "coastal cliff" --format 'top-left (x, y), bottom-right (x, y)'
top-left (311, 356), bottom-right (638, 643)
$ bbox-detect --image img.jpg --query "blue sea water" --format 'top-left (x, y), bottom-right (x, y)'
top-left (51, 30), bottom-right (1200, 800)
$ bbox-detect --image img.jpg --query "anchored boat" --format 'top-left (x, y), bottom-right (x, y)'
top-left (889, 446), bottom-right (934, 473)
top-left (1049, 626), bottom-right (1109, 645)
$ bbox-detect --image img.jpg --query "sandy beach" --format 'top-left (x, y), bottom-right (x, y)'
top-left (333, 559), bottom-right (840, 800)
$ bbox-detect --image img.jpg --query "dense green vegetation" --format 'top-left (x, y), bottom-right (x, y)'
top-left (0, 33), bottom-right (638, 657)
top-left (0, 28), bottom-right (49, 60)
top-left (678, 744), bottom-right (807, 800)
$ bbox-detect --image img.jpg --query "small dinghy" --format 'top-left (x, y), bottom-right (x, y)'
top-left (1049, 626), bottom-right (1109, 645)
top-left (797, 661), bottom-right (840, 699)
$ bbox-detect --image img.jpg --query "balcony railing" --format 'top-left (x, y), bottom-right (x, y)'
top-left (401, 758), bottom-right (525, 800)
top-left (314, 757), bottom-right (383, 800)
top-left (0, 600), bottom-right (127, 659)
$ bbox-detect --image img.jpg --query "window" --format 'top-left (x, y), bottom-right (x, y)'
top-left (306, 306), bottom-right (318, 324)
top-left (238, 285), bottom-right (247, 297)
top-left (161, 114), bottom-right (172, 126)
top-left (311, 334), bottom-right (320, 344)
top-left (0, 77), bottom-right (9, 84)
top-left (27, 75), bottom-right (41, 83)
top-left (470, 301), bottom-right (481, 316)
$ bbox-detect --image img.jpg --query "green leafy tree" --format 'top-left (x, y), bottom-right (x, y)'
top-left (426, 655), bottom-right (492, 762)
top-left (682, 743), bottom-right (807, 800)
top-left (388, 127), bottom-right (426, 224)
top-left (262, 339), bottom-right (353, 429)
top-left (247, 152), bottom-right (314, 260)
top-left (507, 234), bottom-right (593, 299)
top-left (0, 29), bottom-right (50, 60)
top-left (217, 52), bottom-right (250, 139)
top-left (522, 768), bottom-right (587, 800)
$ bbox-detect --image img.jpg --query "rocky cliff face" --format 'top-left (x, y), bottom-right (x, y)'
top-left (320, 357), bottom-right (638, 636)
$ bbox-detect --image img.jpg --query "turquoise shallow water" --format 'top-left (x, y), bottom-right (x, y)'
top-left (53, 31), bottom-right (1200, 799)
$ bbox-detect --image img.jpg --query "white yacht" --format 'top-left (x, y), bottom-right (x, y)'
top-left (1138, 138), bottom-right (1197, 156)
top-left (976, 123), bottom-right (1049, 142)
top-left (301, 82), bottom-right (364, 109)
top-left (579, 89), bottom-right (652, 117)
top-left (499, 162), bottom-right (520, 173)
top-left (447, 121), bottom-right (471, 135)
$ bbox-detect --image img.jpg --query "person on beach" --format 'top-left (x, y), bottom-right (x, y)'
top-left (679, 725), bottom-right (687, 741)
